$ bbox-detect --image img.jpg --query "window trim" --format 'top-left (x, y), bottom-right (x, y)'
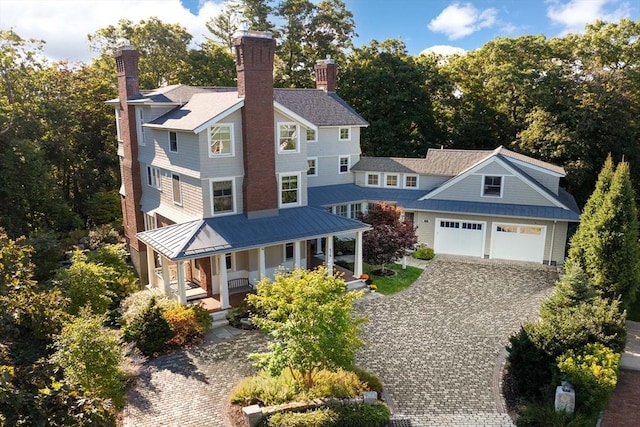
top-left (169, 131), bottom-right (178, 153)
top-left (385, 173), bottom-right (399, 188)
top-left (366, 172), bottom-right (380, 187)
top-left (277, 122), bottom-right (299, 153)
top-left (171, 173), bottom-right (182, 206)
top-left (144, 213), bottom-right (157, 231)
top-left (404, 174), bottom-right (419, 189)
top-left (482, 175), bottom-right (504, 198)
top-left (307, 157), bottom-right (318, 177)
top-left (136, 108), bottom-right (145, 146)
top-left (279, 172), bottom-right (301, 208)
top-left (210, 177), bottom-right (236, 216)
top-left (208, 123), bottom-right (234, 158)
top-left (306, 128), bottom-right (317, 142)
top-left (338, 155), bottom-right (350, 174)
top-left (338, 127), bottom-right (351, 141)
top-left (146, 165), bottom-right (162, 190)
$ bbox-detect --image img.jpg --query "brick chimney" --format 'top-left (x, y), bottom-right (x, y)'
top-left (233, 31), bottom-right (279, 218)
top-left (314, 58), bottom-right (337, 92)
top-left (115, 46), bottom-right (147, 282)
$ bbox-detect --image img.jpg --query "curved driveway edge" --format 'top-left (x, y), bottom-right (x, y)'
top-left (355, 256), bottom-right (557, 427)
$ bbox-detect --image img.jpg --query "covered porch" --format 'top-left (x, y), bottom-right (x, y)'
top-left (137, 206), bottom-right (370, 313)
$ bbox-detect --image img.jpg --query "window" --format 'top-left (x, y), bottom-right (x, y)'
top-left (385, 174), bottom-right (399, 187)
top-left (462, 222), bottom-right (482, 230)
top-left (366, 173), bottom-right (379, 186)
top-left (278, 123), bottom-right (298, 152)
top-left (115, 108), bottom-right (123, 142)
top-left (483, 176), bottom-right (502, 197)
top-left (280, 174), bottom-right (299, 206)
top-left (285, 243), bottom-right (294, 260)
top-left (306, 128), bottom-right (316, 142)
top-left (172, 174), bottom-right (182, 205)
top-left (440, 221), bottom-right (460, 228)
top-left (339, 127), bottom-right (350, 141)
top-left (349, 203), bottom-right (360, 219)
top-left (211, 180), bottom-right (234, 214)
top-left (339, 156), bottom-right (349, 174)
top-left (144, 213), bottom-right (157, 231)
top-left (136, 108), bottom-right (145, 145)
top-left (336, 204), bottom-right (348, 217)
top-left (169, 131), bottom-right (178, 152)
top-left (147, 166), bottom-right (161, 189)
top-left (307, 158), bottom-right (317, 176)
top-left (209, 124), bottom-right (233, 156)
top-left (225, 253), bottom-right (234, 270)
top-left (405, 175), bottom-right (418, 188)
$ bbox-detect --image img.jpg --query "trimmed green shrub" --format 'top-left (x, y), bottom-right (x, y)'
top-left (413, 246), bottom-right (434, 260)
top-left (230, 370), bottom-right (299, 406)
top-left (261, 403), bottom-right (390, 427)
top-left (122, 297), bottom-right (173, 356)
top-left (119, 289), bottom-right (176, 327)
top-left (351, 366), bottom-right (383, 393)
top-left (163, 304), bottom-right (212, 346)
top-left (506, 324), bottom-right (555, 401)
top-left (515, 402), bottom-right (598, 426)
top-left (557, 343), bottom-right (620, 411)
top-left (304, 369), bottom-right (367, 400)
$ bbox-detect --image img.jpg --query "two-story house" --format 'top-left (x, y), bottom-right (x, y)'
top-left (109, 30), bottom-right (579, 314)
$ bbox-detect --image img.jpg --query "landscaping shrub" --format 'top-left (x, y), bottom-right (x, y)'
top-left (506, 324), bottom-right (555, 401)
top-left (304, 369), bottom-right (366, 400)
top-left (351, 366), bottom-right (383, 393)
top-left (515, 402), bottom-right (597, 426)
top-left (556, 343), bottom-right (620, 411)
top-left (413, 245), bottom-right (434, 260)
top-left (230, 370), bottom-right (299, 406)
top-left (88, 224), bottom-right (120, 250)
top-left (260, 403), bottom-right (390, 427)
top-left (119, 289), bottom-right (176, 327)
top-left (122, 297), bottom-right (173, 356)
top-left (163, 304), bottom-right (212, 346)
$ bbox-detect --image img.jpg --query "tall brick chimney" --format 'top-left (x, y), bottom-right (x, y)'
top-left (233, 31), bottom-right (279, 218)
top-left (314, 58), bottom-right (337, 92)
top-left (115, 46), bottom-right (147, 283)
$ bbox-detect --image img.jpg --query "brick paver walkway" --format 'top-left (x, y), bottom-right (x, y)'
top-left (122, 256), bottom-right (556, 426)
top-left (355, 256), bottom-right (557, 427)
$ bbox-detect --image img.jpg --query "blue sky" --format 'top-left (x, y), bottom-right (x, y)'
top-left (0, 0), bottom-right (637, 62)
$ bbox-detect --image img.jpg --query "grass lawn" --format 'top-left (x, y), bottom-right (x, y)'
top-left (366, 263), bottom-right (423, 295)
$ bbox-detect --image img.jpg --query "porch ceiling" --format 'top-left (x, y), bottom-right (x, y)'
top-left (137, 206), bottom-right (370, 261)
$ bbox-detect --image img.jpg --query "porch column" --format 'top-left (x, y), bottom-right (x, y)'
top-left (326, 235), bottom-right (334, 276)
top-left (258, 247), bottom-right (266, 280)
top-left (176, 260), bottom-right (186, 305)
top-left (315, 238), bottom-right (323, 255)
top-left (161, 256), bottom-right (171, 296)
top-left (146, 249), bottom-right (155, 288)
top-left (354, 231), bottom-right (363, 278)
top-left (218, 254), bottom-right (230, 309)
top-left (294, 241), bottom-right (301, 269)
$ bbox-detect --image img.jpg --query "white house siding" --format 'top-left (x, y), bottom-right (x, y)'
top-left (306, 127), bottom-right (362, 187)
top-left (139, 128), bottom-right (200, 179)
top-left (513, 163), bottom-right (560, 194)
top-left (413, 210), bottom-right (569, 264)
top-left (431, 173), bottom-right (556, 207)
top-left (199, 110), bottom-right (245, 179)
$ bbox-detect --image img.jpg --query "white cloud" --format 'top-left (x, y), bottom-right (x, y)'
top-left (428, 2), bottom-right (498, 40)
top-left (547, 0), bottom-right (632, 35)
top-left (419, 45), bottom-right (466, 56)
top-left (0, 0), bottom-right (224, 63)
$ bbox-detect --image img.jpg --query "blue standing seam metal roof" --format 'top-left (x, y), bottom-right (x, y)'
top-left (307, 184), bottom-right (580, 222)
top-left (137, 206), bottom-right (371, 261)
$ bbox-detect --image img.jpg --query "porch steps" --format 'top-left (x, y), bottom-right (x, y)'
top-left (211, 311), bottom-right (230, 329)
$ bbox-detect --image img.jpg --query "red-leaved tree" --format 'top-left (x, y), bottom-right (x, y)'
top-left (359, 202), bottom-right (417, 272)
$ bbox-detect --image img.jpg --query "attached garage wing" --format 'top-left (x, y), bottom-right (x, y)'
top-left (434, 218), bottom-right (486, 258)
top-left (490, 223), bottom-right (546, 263)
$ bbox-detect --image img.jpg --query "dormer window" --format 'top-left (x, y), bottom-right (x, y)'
top-left (483, 176), bottom-right (503, 197)
top-left (278, 123), bottom-right (298, 152)
top-left (209, 124), bottom-right (233, 157)
top-left (339, 127), bottom-right (350, 141)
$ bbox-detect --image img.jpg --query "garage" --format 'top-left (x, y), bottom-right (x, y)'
top-left (434, 218), bottom-right (485, 257)
top-left (490, 223), bottom-right (546, 263)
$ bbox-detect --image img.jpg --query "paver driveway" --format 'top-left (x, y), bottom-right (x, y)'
top-left (122, 256), bottom-right (557, 427)
top-left (355, 256), bottom-right (557, 427)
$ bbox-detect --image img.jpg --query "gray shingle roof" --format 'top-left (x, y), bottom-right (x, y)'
top-left (137, 206), bottom-right (370, 261)
top-left (274, 89), bottom-right (368, 127)
top-left (351, 157), bottom-right (432, 174)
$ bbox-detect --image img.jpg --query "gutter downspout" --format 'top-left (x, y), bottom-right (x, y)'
top-left (548, 220), bottom-right (557, 266)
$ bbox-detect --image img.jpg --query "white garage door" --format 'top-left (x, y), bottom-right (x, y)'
top-left (491, 223), bottom-right (546, 263)
top-left (434, 218), bottom-right (485, 257)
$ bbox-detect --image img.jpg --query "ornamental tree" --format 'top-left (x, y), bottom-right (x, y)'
top-left (247, 266), bottom-right (365, 388)
top-left (359, 202), bottom-right (417, 272)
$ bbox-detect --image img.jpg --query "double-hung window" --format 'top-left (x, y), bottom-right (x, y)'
top-left (306, 128), bottom-right (316, 142)
top-left (339, 156), bottom-right (349, 174)
top-left (483, 175), bottom-right (502, 197)
top-left (280, 174), bottom-right (300, 206)
top-left (147, 166), bottom-right (161, 189)
top-left (307, 158), bottom-right (317, 176)
top-left (385, 174), bottom-right (399, 187)
top-left (366, 173), bottom-right (380, 186)
top-left (339, 127), bottom-right (350, 141)
top-left (169, 131), bottom-right (178, 152)
top-left (211, 179), bottom-right (234, 214)
top-left (278, 123), bottom-right (298, 152)
top-left (404, 175), bottom-right (418, 188)
top-left (172, 174), bottom-right (182, 205)
top-left (209, 124), bottom-right (233, 156)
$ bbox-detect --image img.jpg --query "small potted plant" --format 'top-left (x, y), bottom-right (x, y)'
top-left (369, 283), bottom-right (377, 293)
